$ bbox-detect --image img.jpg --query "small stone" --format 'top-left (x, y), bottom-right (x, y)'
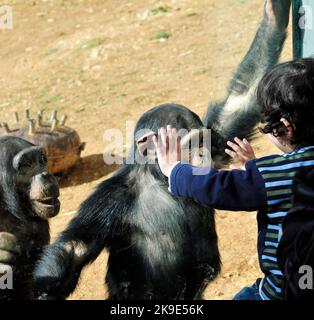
top-left (91, 65), bottom-right (101, 71)
top-left (90, 48), bottom-right (99, 60)
top-left (137, 10), bottom-right (149, 20)
top-left (214, 290), bottom-right (223, 296)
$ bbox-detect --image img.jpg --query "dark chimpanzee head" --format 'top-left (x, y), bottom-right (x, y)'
top-left (135, 104), bottom-right (203, 135)
top-left (0, 136), bottom-right (60, 220)
top-left (133, 104), bottom-right (212, 168)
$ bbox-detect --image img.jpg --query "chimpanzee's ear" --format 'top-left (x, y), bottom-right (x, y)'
top-left (136, 131), bottom-right (157, 157)
top-left (12, 146), bottom-right (43, 171)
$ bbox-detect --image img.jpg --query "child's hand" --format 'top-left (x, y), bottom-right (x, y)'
top-left (153, 125), bottom-right (182, 177)
top-left (225, 137), bottom-right (256, 170)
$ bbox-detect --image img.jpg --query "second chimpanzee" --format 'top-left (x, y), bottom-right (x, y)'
top-left (0, 136), bottom-right (60, 299)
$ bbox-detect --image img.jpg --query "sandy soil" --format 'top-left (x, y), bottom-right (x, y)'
top-left (0, 0), bottom-right (292, 300)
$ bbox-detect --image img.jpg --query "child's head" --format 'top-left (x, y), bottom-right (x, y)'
top-left (257, 58), bottom-right (314, 152)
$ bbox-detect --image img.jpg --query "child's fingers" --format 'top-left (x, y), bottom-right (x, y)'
top-left (234, 137), bottom-right (247, 151)
top-left (166, 125), bottom-right (173, 144)
top-left (243, 138), bottom-right (252, 150)
top-left (168, 126), bottom-right (175, 157)
top-left (152, 135), bottom-right (161, 160)
top-left (227, 140), bottom-right (242, 153)
top-left (225, 148), bottom-right (237, 159)
top-left (177, 135), bottom-right (182, 161)
top-left (169, 128), bottom-right (181, 162)
top-left (243, 139), bottom-right (255, 155)
top-left (160, 127), bottom-right (167, 154)
top-left (152, 135), bottom-right (161, 152)
top-left (168, 127), bottom-right (174, 151)
top-left (173, 128), bottom-right (182, 162)
top-left (166, 125), bottom-right (173, 154)
top-left (152, 135), bottom-right (158, 149)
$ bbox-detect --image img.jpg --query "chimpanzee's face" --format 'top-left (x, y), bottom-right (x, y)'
top-left (134, 104), bottom-right (212, 167)
top-left (12, 146), bottom-right (60, 220)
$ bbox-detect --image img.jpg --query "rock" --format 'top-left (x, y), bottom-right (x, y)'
top-left (137, 10), bottom-right (149, 21)
top-left (214, 290), bottom-right (224, 296)
top-left (90, 48), bottom-right (99, 60)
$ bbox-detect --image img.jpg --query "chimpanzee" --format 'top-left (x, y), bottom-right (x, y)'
top-left (0, 0), bottom-right (291, 300)
top-left (0, 136), bottom-right (60, 300)
top-left (33, 104), bottom-right (221, 300)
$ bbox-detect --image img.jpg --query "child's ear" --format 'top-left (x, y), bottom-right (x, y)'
top-left (280, 118), bottom-right (294, 139)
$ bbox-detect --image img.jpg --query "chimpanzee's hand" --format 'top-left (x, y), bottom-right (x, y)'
top-left (225, 137), bottom-right (256, 170)
top-left (153, 125), bottom-right (182, 178)
top-left (266, 0), bottom-right (292, 30)
top-left (0, 232), bottom-right (20, 274)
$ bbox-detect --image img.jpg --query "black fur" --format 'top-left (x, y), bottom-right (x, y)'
top-left (0, 136), bottom-right (59, 300)
top-left (205, 0), bottom-right (291, 166)
top-left (33, 0), bottom-right (290, 300)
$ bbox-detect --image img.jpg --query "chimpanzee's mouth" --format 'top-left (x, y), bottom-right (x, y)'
top-left (35, 197), bottom-right (60, 207)
top-left (31, 196), bottom-right (61, 219)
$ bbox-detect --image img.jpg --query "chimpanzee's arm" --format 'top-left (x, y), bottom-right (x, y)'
top-left (204, 0), bottom-right (291, 141)
top-left (32, 223), bottom-right (104, 300)
top-left (227, 0), bottom-right (291, 97)
top-left (33, 178), bottom-right (125, 300)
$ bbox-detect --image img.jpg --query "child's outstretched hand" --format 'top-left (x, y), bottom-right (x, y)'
top-left (225, 137), bottom-right (256, 170)
top-left (153, 125), bottom-right (181, 177)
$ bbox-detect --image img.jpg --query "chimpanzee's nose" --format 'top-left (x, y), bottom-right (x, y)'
top-left (40, 172), bottom-right (55, 180)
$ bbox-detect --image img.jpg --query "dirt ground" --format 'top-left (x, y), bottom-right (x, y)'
top-left (0, 0), bottom-right (292, 299)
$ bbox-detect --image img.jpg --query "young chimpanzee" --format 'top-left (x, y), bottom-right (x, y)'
top-left (33, 104), bottom-right (220, 300)
top-left (1, 0), bottom-right (291, 300)
top-left (0, 136), bottom-right (60, 300)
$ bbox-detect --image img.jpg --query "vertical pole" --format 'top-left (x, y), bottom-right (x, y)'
top-left (293, 0), bottom-right (303, 58)
top-left (293, 0), bottom-right (314, 58)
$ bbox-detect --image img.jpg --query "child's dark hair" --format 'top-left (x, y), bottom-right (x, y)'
top-left (257, 58), bottom-right (314, 147)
